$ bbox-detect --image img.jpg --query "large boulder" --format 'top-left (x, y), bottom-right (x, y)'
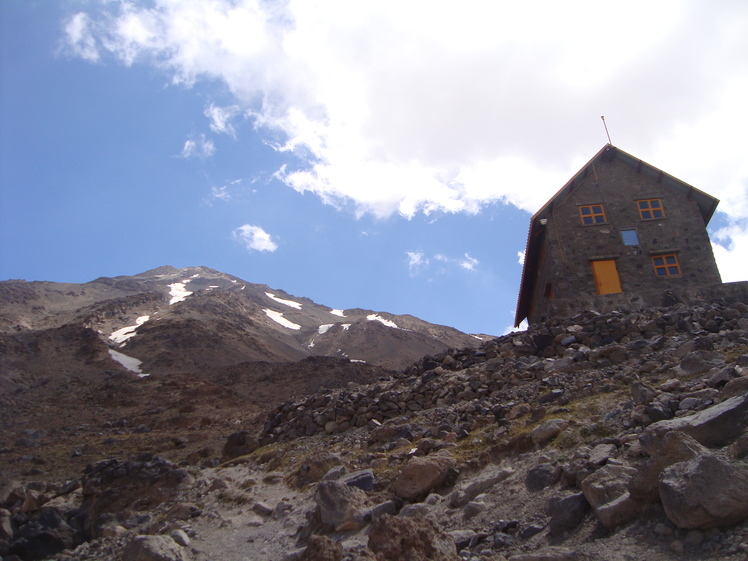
top-left (221, 431), bottom-right (259, 462)
top-left (581, 464), bottom-right (640, 529)
top-left (532, 419), bottom-right (568, 446)
top-left (641, 393), bottom-right (748, 449)
top-left (367, 514), bottom-right (459, 561)
top-left (628, 431), bottom-right (708, 503)
top-left (548, 493), bottom-right (590, 539)
top-left (392, 451), bottom-right (456, 501)
top-left (449, 467), bottom-right (514, 507)
top-left (8, 508), bottom-right (80, 561)
top-left (315, 480), bottom-right (369, 532)
top-left (659, 455), bottom-right (748, 529)
top-left (525, 463), bottom-right (561, 493)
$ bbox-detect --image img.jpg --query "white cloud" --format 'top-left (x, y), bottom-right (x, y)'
top-left (181, 134), bottom-right (215, 158)
top-left (712, 220), bottom-right (748, 282)
top-left (66, 1), bottom-right (748, 277)
top-left (233, 224), bottom-right (278, 252)
top-left (408, 250), bottom-right (478, 275)
top-left (517, 251), bottom-right (526, 265)
top-left (64, 12), bottom-right (100, 62)
top-left (406, 251), bottom-right (428, 276)
top-left (460, 254), bottom-right (479, 271)
top-left (205, 104), bottom-right (241, 137)
top-left (210, 185), bottom-right (231, 202)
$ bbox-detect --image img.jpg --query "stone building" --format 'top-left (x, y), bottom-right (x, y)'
top-left (515, 144), bottom-right (725, 327)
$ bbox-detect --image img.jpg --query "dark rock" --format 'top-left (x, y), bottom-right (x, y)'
top-left (548, 493), bottom-right (590, 539)
top-left (340, 469), bottom-right (375, 491)
top-left (519, 524), bottom-right (545, 540)
top-left (221, 430), bottom-right (258, 462)
top-left (77, 455), bottom-right (188, 539)
top-left (642, 393), bottom-right (748, 449)
top-left (526, 463), bottom-right (561, 493)
top-left (659, 455), bottom-right (748, 529)
top-left (8, 508), bottom-right (80, 561)
top-left (631, 382), bottom-right (656, 405)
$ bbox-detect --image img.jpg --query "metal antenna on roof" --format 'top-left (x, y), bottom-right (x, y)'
top-left (601, 116), bottom-right (612, 145)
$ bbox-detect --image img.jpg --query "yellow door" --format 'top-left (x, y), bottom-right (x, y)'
top-left (591, 260), bottom-right (622, 295)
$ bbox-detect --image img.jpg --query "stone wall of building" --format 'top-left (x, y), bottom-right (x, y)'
top-left (529, 157), bottom-right (722, 324)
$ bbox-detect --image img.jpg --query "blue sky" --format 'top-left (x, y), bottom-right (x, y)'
top-left (2, 1), bottom-right (748, 336)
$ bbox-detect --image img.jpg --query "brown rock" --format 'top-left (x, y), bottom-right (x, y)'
top-left (300, 535), bottom-right (344, 561)
top-left (531, 419), bottom-right (568, 446)
top-left (368, 514), bottom-right (459, 561)
top-left (722, 376), bottom-right (748, 400)
top-left (392, 451), bottom-right (456, 501)
top-left (296, 453), bottom-right (342, 486)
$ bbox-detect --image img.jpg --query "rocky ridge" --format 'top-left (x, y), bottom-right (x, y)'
top-left (2, 299), bottom-right (748, 560)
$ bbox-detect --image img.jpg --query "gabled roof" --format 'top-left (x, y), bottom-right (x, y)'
top-left (514, 144), bottom-right (720, 327)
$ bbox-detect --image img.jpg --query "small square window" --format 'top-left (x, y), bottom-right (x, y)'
top-left (638, 199), bottom-right (665, 220)
top-left (579, 204), bottom-right (607, 225)
top-left (621, 229), bottom-right (639, 246)
top-left (652, 254), bottom-right (681, 276)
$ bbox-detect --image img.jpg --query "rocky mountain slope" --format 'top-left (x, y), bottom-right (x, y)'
top-left (2, 295), bottom-right (748, 561)
top-left (0, 266), bottom-right (486, 376)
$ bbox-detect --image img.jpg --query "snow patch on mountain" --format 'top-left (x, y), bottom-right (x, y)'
top-left (330, 309), bottom-right (346, 317)
top-left (110, 316), bottom-right (150, 345)
top-left (168, 282), bottom-right (192, 305)
top-left (265, 292), bottom-right (302, 310)
top-left (367, 314), bottom-right (399, 329)
top-left (263, 309), bottom-right (301, 330)
top-left (109, 349), bottom-right (148, 377)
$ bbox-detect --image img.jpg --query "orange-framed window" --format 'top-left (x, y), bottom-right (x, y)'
top-left (579, 204), bottom-right (607, 225)
top-left (652, 254), bottom-right (681, 277)
top-left (638, 199), bottom-right (665, 220)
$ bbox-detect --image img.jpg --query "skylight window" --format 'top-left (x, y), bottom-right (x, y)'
top-left (621, 229), bottom-right (639, 246)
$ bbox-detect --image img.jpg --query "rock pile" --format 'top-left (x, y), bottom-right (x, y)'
top-left (261, 302), bottom-right (748, 445)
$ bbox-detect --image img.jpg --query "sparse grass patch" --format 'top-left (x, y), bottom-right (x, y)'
top-left (450, 425), bottom-right (501, 464)
top-left (215, 489), bottom-right (252, 505)
top-left (725, 344), bottom-right (748, 364)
